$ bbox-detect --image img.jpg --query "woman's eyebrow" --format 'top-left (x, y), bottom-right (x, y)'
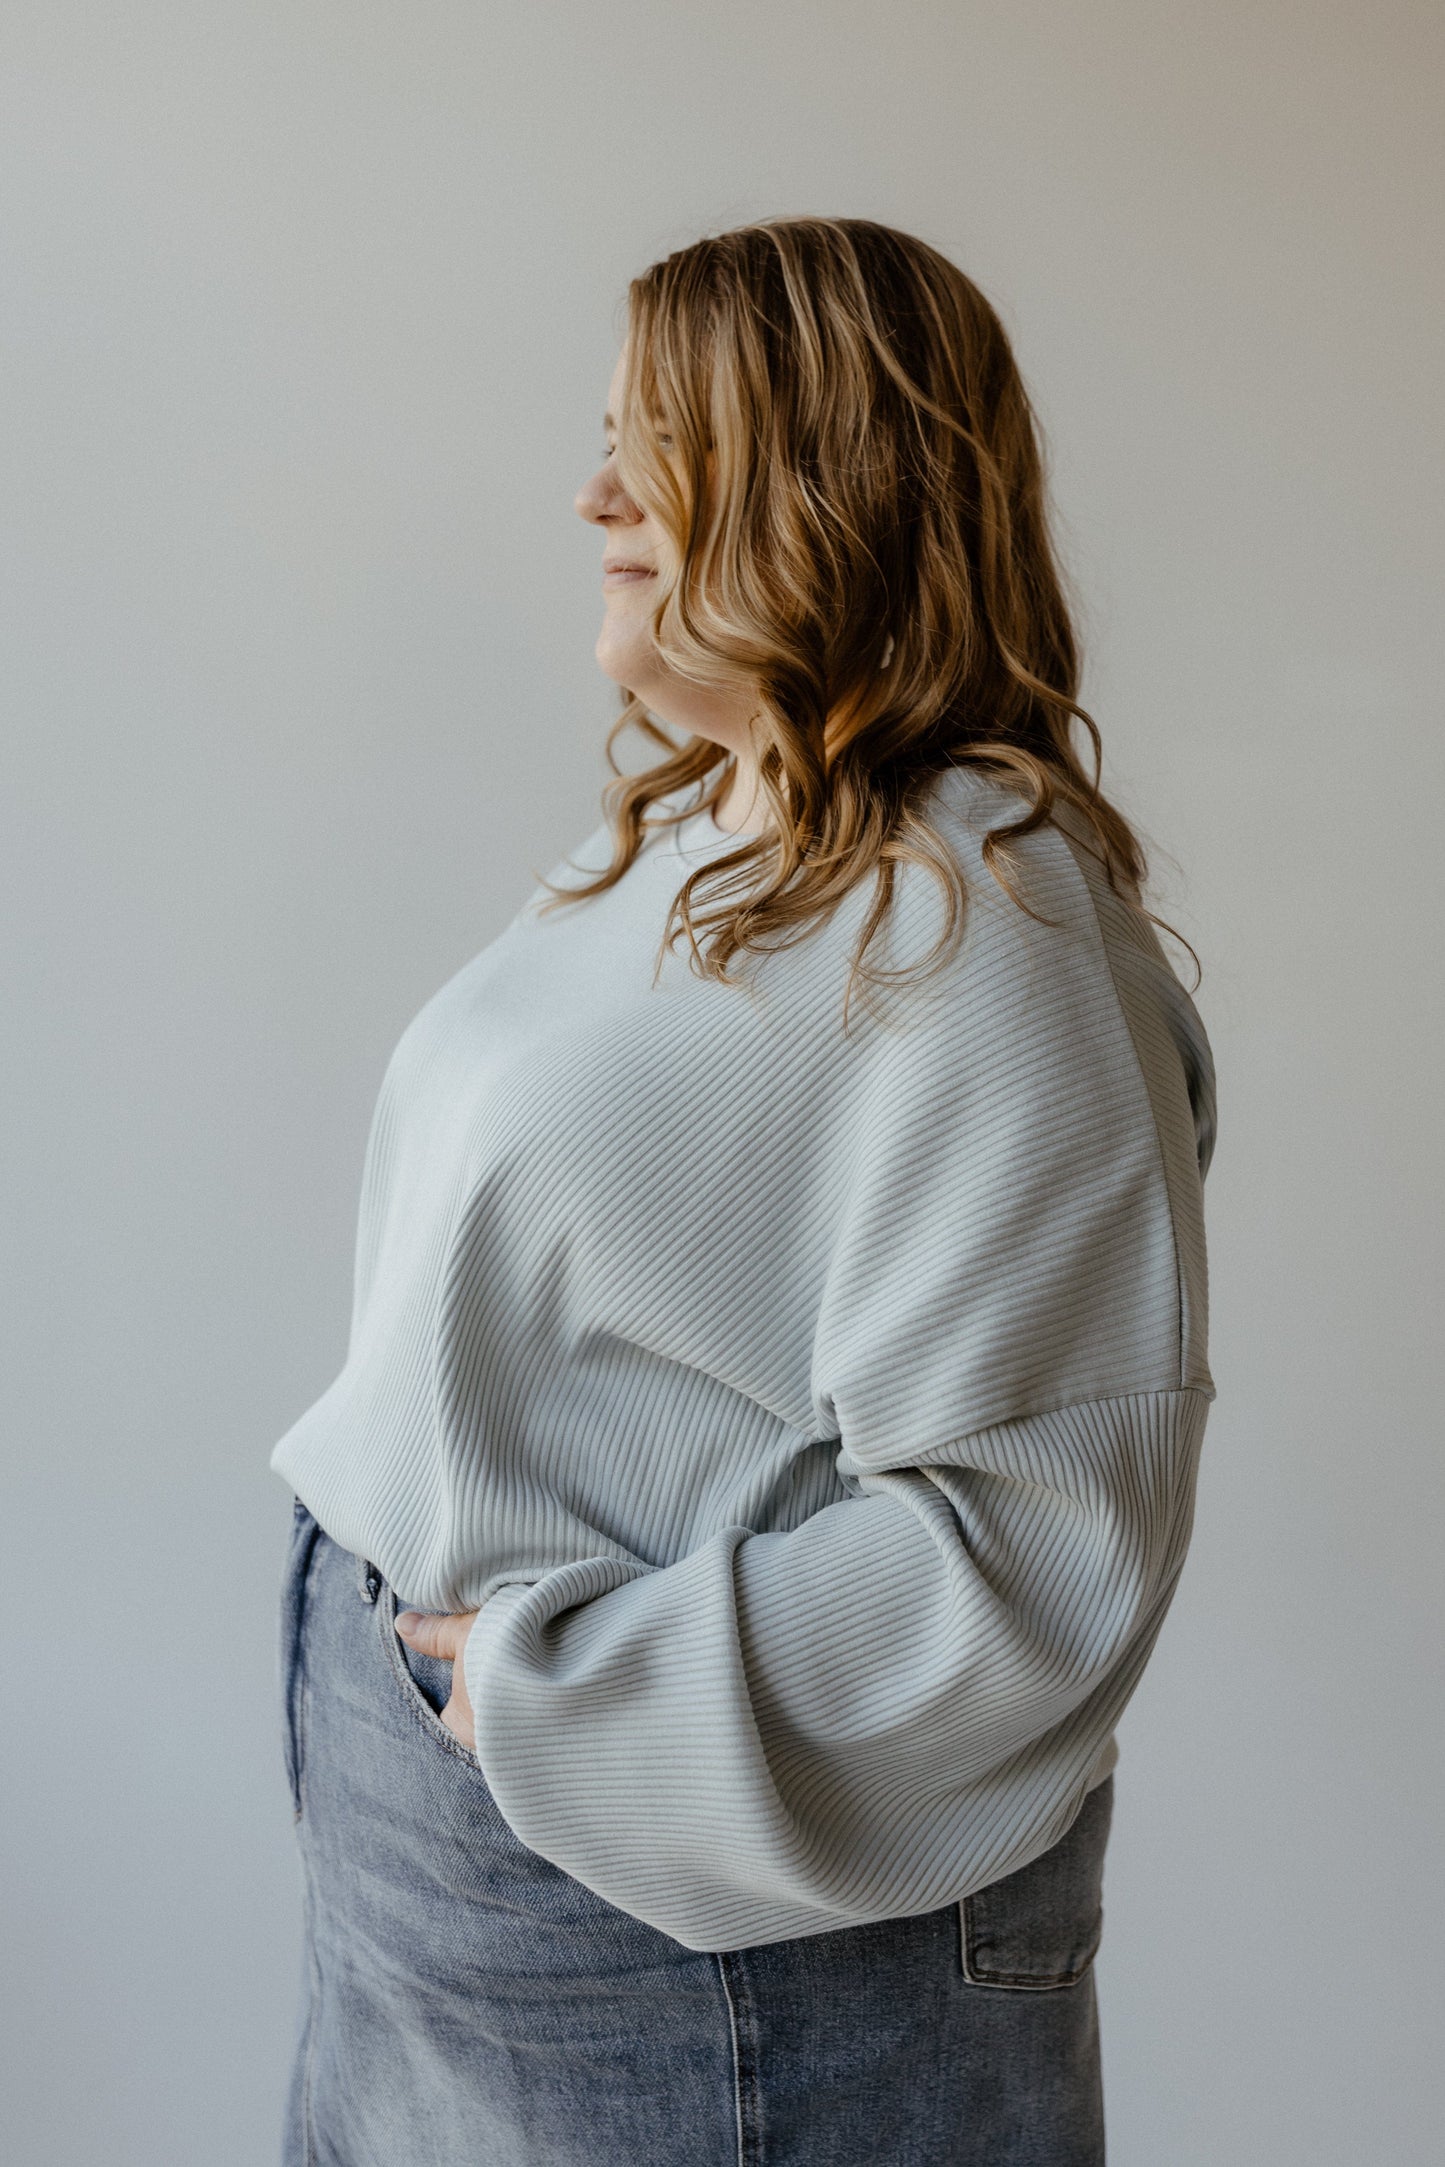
top-left (603, 412), bottom-right (616, 432)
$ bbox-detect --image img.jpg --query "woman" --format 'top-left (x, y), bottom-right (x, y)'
top-left (272, 217), bottom-right (1216, 2166)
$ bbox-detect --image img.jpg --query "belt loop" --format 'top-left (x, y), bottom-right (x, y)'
top-left (357, 1552), bottom-right (382, 1604)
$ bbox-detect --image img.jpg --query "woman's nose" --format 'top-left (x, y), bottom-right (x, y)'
top-left (575, 464), bottom-right (640, 527)
top-left (575, 463), bottom-right (615, 524)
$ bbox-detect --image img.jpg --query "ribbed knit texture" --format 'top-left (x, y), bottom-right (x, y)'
top-left (271, 765), bottom-right (1216, 1952)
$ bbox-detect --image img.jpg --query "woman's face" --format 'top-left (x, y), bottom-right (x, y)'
top-left (574, 346), bottom-right (759, 784)
top-left (574, 346), bottom-right (672, 697)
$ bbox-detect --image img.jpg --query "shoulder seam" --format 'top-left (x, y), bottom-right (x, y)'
top-left (1036, 823), bottom-right (1191, 1394)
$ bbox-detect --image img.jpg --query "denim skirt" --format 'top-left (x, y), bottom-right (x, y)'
top-left (279, 1496), bottom-right (1111, 2166)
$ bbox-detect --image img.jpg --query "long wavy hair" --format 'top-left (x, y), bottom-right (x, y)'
top-left (543, 215), bottom-right (1193, 1024)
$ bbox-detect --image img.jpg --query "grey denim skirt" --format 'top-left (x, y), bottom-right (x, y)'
top-left (279, 1496), bottom-right (1112, 2165)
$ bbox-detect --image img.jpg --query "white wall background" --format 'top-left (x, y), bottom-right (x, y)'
top-left (2, 4), bottom-right (1441, 2161)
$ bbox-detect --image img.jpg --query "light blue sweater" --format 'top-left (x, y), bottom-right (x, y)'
top-left (271, 766), bottom-right (1216, 1951)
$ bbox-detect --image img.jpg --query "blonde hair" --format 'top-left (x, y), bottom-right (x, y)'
top-left (545, 215), bottom-right (1194, 1023)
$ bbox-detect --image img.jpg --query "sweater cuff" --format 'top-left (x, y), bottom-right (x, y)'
top-left (462, 1581), bottom-right (532, 1717)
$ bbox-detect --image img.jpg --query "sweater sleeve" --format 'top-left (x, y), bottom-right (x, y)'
top-left (461, 816), bottom-right (1216, 1952)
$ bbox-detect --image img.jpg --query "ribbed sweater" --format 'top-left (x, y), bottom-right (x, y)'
top-left (270, 765), bottom-right (1216, 1953)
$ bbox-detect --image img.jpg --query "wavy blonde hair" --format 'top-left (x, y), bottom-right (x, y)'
top-left (544, 215), bottom-right (1193, 1023)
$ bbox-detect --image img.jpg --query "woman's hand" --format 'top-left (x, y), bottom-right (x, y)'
top-left (394, 1609), bottom-right (481, 1749)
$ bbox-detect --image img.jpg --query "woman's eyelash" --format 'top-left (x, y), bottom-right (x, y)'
top-left (601, 435), bottom-right (673, 460)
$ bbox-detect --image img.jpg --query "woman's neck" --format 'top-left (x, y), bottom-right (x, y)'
top-left (711, 753), bottom-right (766, 836)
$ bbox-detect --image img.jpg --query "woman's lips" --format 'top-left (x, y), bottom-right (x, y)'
top-left (602, 564), bottom-right (656, 588)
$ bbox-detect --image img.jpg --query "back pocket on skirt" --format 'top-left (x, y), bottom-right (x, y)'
top-left (958, 1774), bottom-right (1113, 1990)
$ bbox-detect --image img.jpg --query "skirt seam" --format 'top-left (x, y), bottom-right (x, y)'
top-left (715, 1950), bottom-right (764, 2167)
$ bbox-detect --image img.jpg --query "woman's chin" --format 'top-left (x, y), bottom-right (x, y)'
top-left (594, 630), bottom-right (654, 692)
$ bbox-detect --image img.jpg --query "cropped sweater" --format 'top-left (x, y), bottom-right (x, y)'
top-left (270, 764), bottom-right (1217, 1953)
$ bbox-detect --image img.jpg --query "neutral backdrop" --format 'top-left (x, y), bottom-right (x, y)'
top-left (3, 4), bottom-right (1441, 2162)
